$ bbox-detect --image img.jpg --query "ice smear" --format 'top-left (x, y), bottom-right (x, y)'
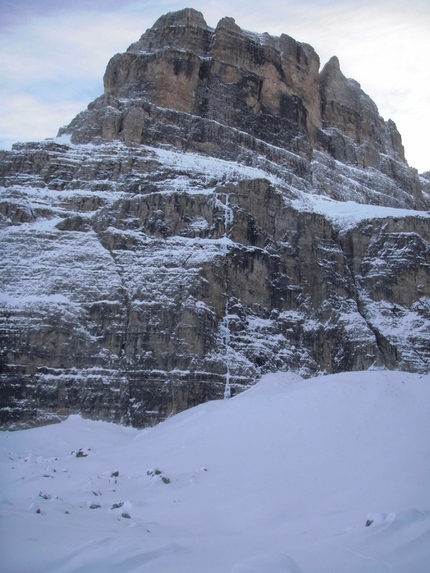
top-left (53, 134), bottom-right (72, 145)
top-left (292, 193), bottom-right (430, 230)
top-left (0, 293), bottom-right (71, 306)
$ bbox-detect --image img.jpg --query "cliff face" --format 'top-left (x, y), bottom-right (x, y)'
top-left (61, 8), bottom-right (426, 211)
top-left (1, 9), bottom-right (429, 429)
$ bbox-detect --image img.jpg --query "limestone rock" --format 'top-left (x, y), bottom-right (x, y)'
top-left (61, 9), bottom-right (427, 210)
top-left (1, 10), bottom-right (429, 429)
top-left (318, 55), bottom-right (406, 170)
top-left (67, 8), bottom-right (321, 161)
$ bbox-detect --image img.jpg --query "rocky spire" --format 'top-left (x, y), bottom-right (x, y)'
top-left (65, 10), bottom-right (409, 178)
top-left (319, 55), bottom-right (405, 166)
top-left (127, 8), bottom-right (211, 54)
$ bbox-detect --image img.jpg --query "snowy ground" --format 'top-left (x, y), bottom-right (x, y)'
top-left (1, 370), bottom-right (429, 573)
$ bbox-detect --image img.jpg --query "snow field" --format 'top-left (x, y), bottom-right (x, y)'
top-left (1, 369), bottom-right (429, 572)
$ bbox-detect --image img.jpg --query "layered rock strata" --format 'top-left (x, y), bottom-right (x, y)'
top-left (1, 9), bottom-right (429, 429)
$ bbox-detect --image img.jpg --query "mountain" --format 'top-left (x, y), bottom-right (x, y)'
top-left (1, 8), bottom-right (429, 429)
top-left (1, 370), bottom-right (430, 572)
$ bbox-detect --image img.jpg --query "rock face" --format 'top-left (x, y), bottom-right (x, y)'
top-left (1, 9), bottom-right (429, 429)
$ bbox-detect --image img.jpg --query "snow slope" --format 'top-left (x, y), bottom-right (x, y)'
top-left (1, 369), bottom-right (430, 572)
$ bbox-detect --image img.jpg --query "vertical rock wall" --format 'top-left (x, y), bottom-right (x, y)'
top-left (1, 9), bottom-right (429, 429)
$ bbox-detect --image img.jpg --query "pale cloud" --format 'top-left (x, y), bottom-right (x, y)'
top-left (0, 0), bottom-right (137, 29)
top-left (1, 10), bottom-right (150, 86)
top-left (0, 9), bottom-right (153, 149)
top-left (0, 95), bottom-right (88, 148)
top-left (1, 0), bottom-right (428, 171)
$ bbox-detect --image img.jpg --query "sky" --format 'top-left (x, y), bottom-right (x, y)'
top-left (0, 0), bottom-right (429, 173)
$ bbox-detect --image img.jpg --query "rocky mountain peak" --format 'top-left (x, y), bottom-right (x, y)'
top-left (69, 9), bottom-right (415, 199)
top-left (153, 7), bottom-right (207, 28)
top-left (1, 10), bottom-right (429, 430)
top-left (128, 8), bottom-right (211, 54)
top-left (216, 16), bottom-right (239, 30)
top-left (319, 55), bottom-right (405, 166)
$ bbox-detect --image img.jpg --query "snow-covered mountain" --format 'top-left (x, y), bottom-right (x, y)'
top-left (1, 370), bottom-right (429, 572)
top-left (0, 8), bottom-right (429, 429)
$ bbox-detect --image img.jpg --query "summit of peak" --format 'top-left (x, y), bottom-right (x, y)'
top-left (152, 8), bottom-right (208, 30)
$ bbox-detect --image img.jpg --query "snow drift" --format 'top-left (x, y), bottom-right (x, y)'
top-left (1, 369), bottom-right (429, 572)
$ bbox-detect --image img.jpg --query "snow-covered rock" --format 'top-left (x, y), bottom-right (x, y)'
top-left (0, 10), bottom-right (429, 428)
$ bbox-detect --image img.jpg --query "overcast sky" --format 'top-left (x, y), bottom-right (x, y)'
top-left (1, 0), bottom-right (429, 172)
